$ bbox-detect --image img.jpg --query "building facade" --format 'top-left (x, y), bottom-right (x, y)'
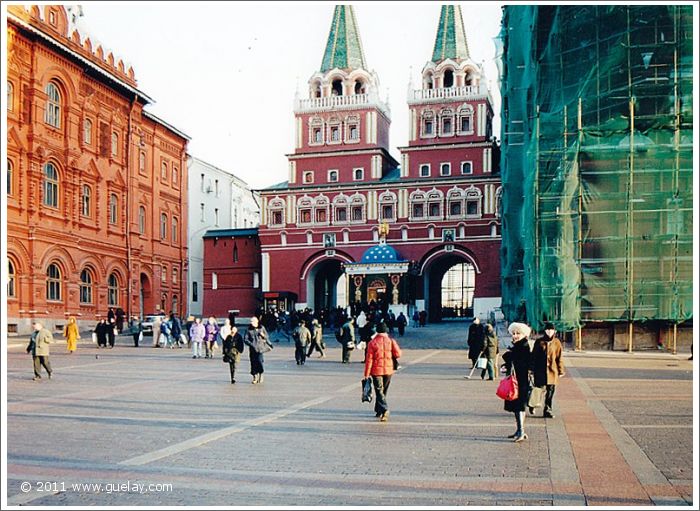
top-left (187, 155), bottom-right (260, 317)
top-left (6, 5), bottom-right (189, 335)
top-left (258, 5), bottom-right (501, 321)
top-left (201, 228), bottom-right (261, 320)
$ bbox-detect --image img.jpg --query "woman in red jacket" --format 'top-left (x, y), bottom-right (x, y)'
top-left (363, 322), bottom-right (402, 422)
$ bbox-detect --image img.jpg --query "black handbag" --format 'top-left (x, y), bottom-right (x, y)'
top-left (361, 377), bottom-right (373, 403)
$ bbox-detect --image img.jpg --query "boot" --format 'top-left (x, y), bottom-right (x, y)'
top-left (258, 374), bottom-right (264, 384)
top-left (514, 411), bottom-right (528, 442)
top-left (252, 374), bottom-right (259, 384)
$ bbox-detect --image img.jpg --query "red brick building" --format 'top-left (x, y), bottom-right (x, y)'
top-left (6, 6), bottom-right (189, 335)
top-left (258, 5), bottom-right (502, 321)
top-left (202, 229), bottom-right (261, 320)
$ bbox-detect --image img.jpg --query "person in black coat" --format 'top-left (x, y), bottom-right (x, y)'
top-left (94, 319), bottom-right (109, 348)
top-left (467, 317), bottom-right (485, 368)
top-left (222, 326), bottom-right (245, 384)
top-left (501, 322), bottom-right (533, 442)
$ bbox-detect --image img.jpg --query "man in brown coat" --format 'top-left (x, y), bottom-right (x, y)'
top-left (27, 320), bottom-right (53, 381)
top-left (531, 322), bottom-right (564, 418)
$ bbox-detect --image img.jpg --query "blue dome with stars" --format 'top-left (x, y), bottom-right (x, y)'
top-left (360, 242), bottom-right (402, 263)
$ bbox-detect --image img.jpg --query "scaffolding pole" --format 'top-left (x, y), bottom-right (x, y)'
top-left (577, 97), bottom-right (583, 351)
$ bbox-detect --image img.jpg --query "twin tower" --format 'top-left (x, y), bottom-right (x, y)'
top-left (287, 4), bottom-right (495, 187)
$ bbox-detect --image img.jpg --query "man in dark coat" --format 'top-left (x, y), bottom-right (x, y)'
top-left (338, 317), bottom-right (355, 364)
top-left (396, 312), bottom-right (407, 336)
top-left (531, 322), bottom-right (565, 418)
top-left (467, 317), bottom-right (485, 368)
top-left (222, 325), bottom-right (245, 384)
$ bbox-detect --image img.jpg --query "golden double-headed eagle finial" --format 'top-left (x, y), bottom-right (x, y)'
top-left (378, 221), bottom-right (390, 239)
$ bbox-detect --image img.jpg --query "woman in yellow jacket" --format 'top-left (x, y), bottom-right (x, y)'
top-left (63, 316), bottom-right (80, 353)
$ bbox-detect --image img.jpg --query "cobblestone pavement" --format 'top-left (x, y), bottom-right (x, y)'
top-left (4, 322), bottom-right (695, 507)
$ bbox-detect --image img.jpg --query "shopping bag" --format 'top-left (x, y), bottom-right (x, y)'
top-left (496, 373), bottom-right (519, 401)
top-left (92, 332), bottom-right (97, 344)
top-left (528, 386), bottom-right (545, 409)
top-left (138, 331), bottom-right (144, 343)
top-left (476, 357), bottom-right (488, 369)
top-left (361, 378), bottom-right (373, 403)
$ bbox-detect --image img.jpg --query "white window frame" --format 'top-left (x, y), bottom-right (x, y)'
top-left (83, 118), bottom-right (92, 145)
top-left (440, 162), bottom-right (451, 176)
top-left (327, 170), bottom-right (339, 183)
top-left (419, 164), bottom-right (431, 177)
top-left (309, 117), bottom-right (324, 146)
top-left (81, 184), bottom-right (91, 217)
top-left (421, 110), bottom-right (436, 139)
top-left (353, 168), bottom-right (364, 181)
top-left (303, 171), bottom-right (314, 184)
top-left (461, 161), bottom-right (473, 175)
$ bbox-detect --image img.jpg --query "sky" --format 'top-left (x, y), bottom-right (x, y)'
top-left (72, 1), bottom-right (504, 189)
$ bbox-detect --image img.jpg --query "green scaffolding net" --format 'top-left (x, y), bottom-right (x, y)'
top-left (499, 5), bottom-right (693, 332)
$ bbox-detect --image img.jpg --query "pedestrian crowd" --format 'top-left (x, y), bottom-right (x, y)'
top-left (26, 303), bottom-right (575, 435)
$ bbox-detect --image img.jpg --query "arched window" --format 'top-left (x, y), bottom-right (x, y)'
top-left (46, 263), bottom-right (61, 301)
top-left (108, 273), bottom-right (119, 306)
top-left (7, 260), bottom-right (15, 298)
top-left (80, 268), bottom-right (93, 304)
top-left (440, 108), bottom-right (454, 136)
top-left (309, 117), bottom-right (324, 145)
top-left (171, 217), bottom-right (178, 242)
top-left (314, 196), bottom-right (330, 225)
top-left (82, 185), bottom-right (91, 217)
top-left (354, 80), bottom-right (365, 94)
top-left (421, 110), bottom-right (435, 137)
top-left (378, 191), bottom-right (397, 222)
top-left (297, 197), bottom-right (313, 225)
top-left (139, 206), bottom-right (146, 234)
top-left (172, 295), bottom-right (178, 314)
top-left (333, 194), bottom-right (349, 224)
top-left (7, 160), bottom-right (13, 196)
top-left (312, 81), bottom-right (321, 98)
top-left (328, 116), bottom-right (341, 143)
top-left (161, 161), bottom-right (168, 179)
top-left (7, 81), bottom-right (13, 111)
top-left (83, 119), bottom-right (92, 144)
top-left (43, 162), bottom-right (59, 208)
top-left (458, 105), bottom-right (474, 134)
top-left (465, 188), bottom-right (483, 217)
top-left (346, 115), bottom-right (360, 141)
top-left (111, 132), bottom-right (119, 157)
top-left (160, 213), bottom-right (167, 239)
top-left (443, 69), bottom-right (455, 88)
top-left (109, 193), bottom-right (118, 224)
top-left (350, 193), bottom-right (366, 223)
top-left (268, 198), bottom-right (285, 227)
top-left (172, 267), bottom-right (178, 284)
top-left (409, 191), bottom-right (427, 220)
top-left (331, 79), bottom-right (343, 96)
top-left (447, 188), bottom-right (465, 219)
top-left (427, 190), bottom-right (444, 219)
top-left (424, 72), bottom-right (434, 90)
top-left (139, 152), bottom-right (146, 173)
top-left (45, 82), bottom-right (61, 128)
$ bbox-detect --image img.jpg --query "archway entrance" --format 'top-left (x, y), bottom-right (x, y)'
top-left (424, 254), bottom-right (476, 322)
top-left (139, 273), bottom-right (152, 318)
top-left (306, 259), bottom-right (345, 313)
top-left (367, 278), bottom-right (387, 303)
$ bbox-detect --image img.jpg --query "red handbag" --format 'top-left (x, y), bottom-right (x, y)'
top-left (496, 373), bottom-right (519, 401)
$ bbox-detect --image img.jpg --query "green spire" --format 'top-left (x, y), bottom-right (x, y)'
top-left (320, 5), bottom-right (367, 72)
top-left (432, 5), bottom-right (470, 62)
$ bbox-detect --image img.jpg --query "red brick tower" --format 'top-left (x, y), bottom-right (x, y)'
top-left (257, 5), bottom-right (501, 321)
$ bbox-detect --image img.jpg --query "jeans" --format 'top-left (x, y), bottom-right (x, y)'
top-left (227, 359), bottom-right (238, 382)
top-left (192, 342), bottom-right (203, 358)
top-left (544, 384), bottom-right (556, 414)
top-left (295, 344), bottom-right (307, 364)
top-left (371, 374), bottom-right (392, 416)
top-left (342, 344), bottom-right (353, 363)
top-left (481, 358), bottom-right (496, 379)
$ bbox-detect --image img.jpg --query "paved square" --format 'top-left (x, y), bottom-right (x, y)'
top-left (4, 325), bottom-right (694, 506)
